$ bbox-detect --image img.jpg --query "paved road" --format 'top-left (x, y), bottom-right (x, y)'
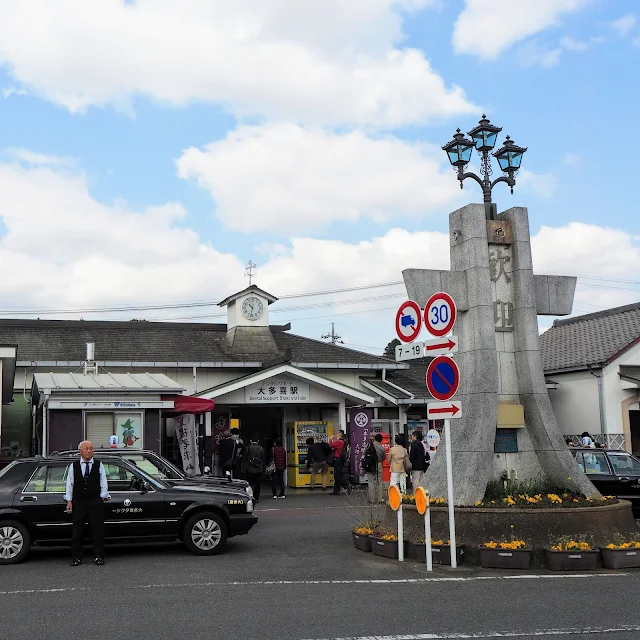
top-left (1, 493), bottom-right (639, 640)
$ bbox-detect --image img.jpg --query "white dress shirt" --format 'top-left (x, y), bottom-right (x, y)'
top-left (64, 458), bottom-right (110, 501)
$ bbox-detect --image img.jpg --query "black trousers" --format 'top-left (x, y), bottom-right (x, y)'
top-left (246, 472), bottom-right (262, 501)
top-left (270, 470), bottom-right (285, 497)
top-left (71, 497), bottom-right (105, 559)
top-left (332, 461), bottom-right (350, 494)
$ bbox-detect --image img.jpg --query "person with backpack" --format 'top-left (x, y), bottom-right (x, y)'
top-left (244, 438), bottom-right (265, 502)
top-left (361, 433), bottom-right (386, 503)
top-left (409, 430), bottom-right (430, 491)
top-left (329, 430), bottom-right (351, 495)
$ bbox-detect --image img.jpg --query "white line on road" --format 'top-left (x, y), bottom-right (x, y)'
top-left (301, 625), bottom-right (640, 639)
top-left (0, 572), bottom-right (631, 597)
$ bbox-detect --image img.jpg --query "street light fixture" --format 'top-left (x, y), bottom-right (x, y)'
top-left (442, 115), bottom-right (527, 220)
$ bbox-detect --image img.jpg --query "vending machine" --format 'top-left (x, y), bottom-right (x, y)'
top-left (286, 421), bottom-right (335, 488)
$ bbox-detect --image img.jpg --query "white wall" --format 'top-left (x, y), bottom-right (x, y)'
top-left (602, 342), bottom-right (640, 436)
top-left (547, 371), bottom-right (600, 436)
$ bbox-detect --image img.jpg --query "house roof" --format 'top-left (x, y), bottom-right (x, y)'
top-left (361, 357), bottom-right (433, 404)
top-left (540, 302), bottom-right (640, 374)
top-left (33, 372), bottom-right (185, 393)
top-left (218, 284), bottom-right (278, 307)
top-left (0, 318), bottom-right (403, 370)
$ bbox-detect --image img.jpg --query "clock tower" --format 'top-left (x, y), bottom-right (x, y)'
top-left (218, 285), bottom-right (279, 355)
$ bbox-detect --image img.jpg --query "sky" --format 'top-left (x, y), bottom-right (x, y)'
top-left (0, 0), bottom-right (638, 356)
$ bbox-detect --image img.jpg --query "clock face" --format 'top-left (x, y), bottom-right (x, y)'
top-left (241, 296), bottom-right (264, 320)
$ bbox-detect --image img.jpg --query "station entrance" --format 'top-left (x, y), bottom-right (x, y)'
top-left (229, 405), bottom-right (284, 450)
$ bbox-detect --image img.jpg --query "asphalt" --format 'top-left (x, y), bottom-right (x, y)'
top-left (1, 490), bottom-right (639, 640)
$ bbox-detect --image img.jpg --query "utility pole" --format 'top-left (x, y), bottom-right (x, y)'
top-left (321, 323), bottom-right (343, 344)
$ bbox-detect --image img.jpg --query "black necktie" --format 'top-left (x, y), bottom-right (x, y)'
top-left (84, 462), bottom-right (91, 478)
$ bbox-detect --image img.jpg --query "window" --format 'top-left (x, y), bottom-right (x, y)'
top-left (85, 413), bottom-right (115, 448)
top-left (103, 462), bottom-right (139, 492)
top-left (608, 453), bottom-right (640, 476)
top-left (23, 465), bottom-right (69, 493)
top-left (577, 451), bottom-right (611, 475)
top-left (121, 454), bottom-right (180, 480)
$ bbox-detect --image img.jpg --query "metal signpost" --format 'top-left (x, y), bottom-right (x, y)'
top-left (395, 300), bottom-right (422, 344)
top-left (424, 293), bottom-right (461, 569)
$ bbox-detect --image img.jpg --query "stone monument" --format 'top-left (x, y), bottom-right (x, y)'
top-left (403, 203), bottom-right (599, 504)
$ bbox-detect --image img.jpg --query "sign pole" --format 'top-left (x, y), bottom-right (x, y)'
top-left (444, 419), bottom-right (457, 569)
top-left (425, 490), bottom-right (432, 572)
top-left (398, 503), bottom-right (404, 562)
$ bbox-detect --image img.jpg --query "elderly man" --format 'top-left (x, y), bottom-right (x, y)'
top-left (64, 440), bottom-right (110, 566)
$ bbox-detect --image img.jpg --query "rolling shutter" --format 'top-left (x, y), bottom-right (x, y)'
top-left (85, 413), bottom-right (115, 448)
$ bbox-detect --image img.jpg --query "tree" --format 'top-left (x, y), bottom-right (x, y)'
top-left (383, 338), bottom-right (400, 358)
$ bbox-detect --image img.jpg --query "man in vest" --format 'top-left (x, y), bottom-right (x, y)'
top-left (64, 440), bottom-right (110, 566)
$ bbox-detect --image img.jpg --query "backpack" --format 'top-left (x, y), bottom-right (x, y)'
top-left (361, 443), bottom-right (377, 473)
top-left (247, 444), bottom-right (264, 472)
top-left (340, 441), bottom-right (350, 463)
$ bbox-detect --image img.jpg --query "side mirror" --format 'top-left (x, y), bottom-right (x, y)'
top-left (140, 480), bottom-right (151, 494)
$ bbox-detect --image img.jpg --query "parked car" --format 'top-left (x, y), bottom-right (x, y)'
top-left (571, 448), bottom-right (640, 514)
top-left (53, 448), bottom-right (253, 499)
top-left (0, 455), bottom-right (257, 565)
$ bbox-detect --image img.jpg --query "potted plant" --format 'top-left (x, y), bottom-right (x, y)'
top-left (600, 535), bottom-right (640, 569)
top-left (480, 539), bottom-right (531, 569)
top-left (370, 532), bottom-right (400, 559)
top-left (407, 538), bottom-right (465, 565)
top-left (352, 525), bottom-right (374, 552)
top-left (545, 535), bottom-right (598, 571)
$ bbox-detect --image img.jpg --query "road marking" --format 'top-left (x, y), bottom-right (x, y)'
top-left (0, 572), bottom-right (631, 597)
top-left (301, 625), bottom-right (640, 639)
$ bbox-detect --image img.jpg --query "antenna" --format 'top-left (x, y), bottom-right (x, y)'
top-left (245, 260), bottom-right (257, 286)
top-left (321, 323), bottom-right (343, 344)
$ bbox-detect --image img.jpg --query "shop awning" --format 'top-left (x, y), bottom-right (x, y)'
top-left (161, 394), bottom-right (215, 416)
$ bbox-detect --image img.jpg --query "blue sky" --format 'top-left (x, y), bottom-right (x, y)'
top-left (0, 0), bottom-right (638, 353)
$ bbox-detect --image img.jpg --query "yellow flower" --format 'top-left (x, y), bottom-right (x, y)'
top-left (353, 526), bottom-right (374, 535)
top-left (475, 501), bottom-right (482, 506)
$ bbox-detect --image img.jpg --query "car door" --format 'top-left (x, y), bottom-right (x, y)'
top-left (14, 462), bottom-right (73, 543)
top-left (574, 450), bottom-right (616, 496)
top-left (605, 452), bottom-right (640, 506)
top-left (101, 460), bottom-right (168, 540)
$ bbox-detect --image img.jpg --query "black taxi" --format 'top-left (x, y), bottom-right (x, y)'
top-left (571, 448), bottom-right (640, 514)
top-left (0, 455), bottom-right (257, 564)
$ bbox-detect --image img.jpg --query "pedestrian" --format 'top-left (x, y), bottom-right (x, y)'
top-left (64, 440), bottom-right (110, 566)
top-left (270, 438), bottom-right (287, 499)
top-left (564, 437), bottom-right (575, 447)
top-left (306, 437), bottom-right (330, 491)
top-left (388, 434), bottom-right (409, 493)
top-left (580, 432), bottom-right (596, 449)
top-left (329, 430), bottom-right (351, 495)
top-left (219, 429), bottom-right (245, 478)
top-left (362, 434), bottom-right (386, 503)
top-left (230, 428), bottom-right (246, 479)
top-left (244, 438), bottom-right (265, 502)
top-left (409, 430), bottom-right (429, 491)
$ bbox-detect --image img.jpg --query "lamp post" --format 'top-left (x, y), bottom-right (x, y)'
top-left (442, 115), bottom-right (527, 220)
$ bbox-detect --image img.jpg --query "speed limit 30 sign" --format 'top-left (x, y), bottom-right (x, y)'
top-left (424, 292), bottom-right (456, 337)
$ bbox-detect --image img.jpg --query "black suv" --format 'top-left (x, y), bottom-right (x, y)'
top-left (0, 455), bottom-right (257, 564)
top-left (571, 448), bottom-right (640, 514)
top-left (53, 448), bottom-right (253, 499)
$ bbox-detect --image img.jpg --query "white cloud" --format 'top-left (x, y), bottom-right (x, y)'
top-left (559, 36), bottom-right (589, 51)
top-left (611, 13), bottom-right (637, 38)
top-left (518, 41), bottom-right (563, 68)
top-left (0, 0), bottom-right (476, 127)
top-left (453, 0), bottom-right (591, 60)
top-left (633, 35), bottom-right (640, 48)
top-left (517, 169), bottom-right (558, 199)
top-left (562, 153), bottom-right (581, 167)
top-left (176, 123), bottom-right (464, 233)
top-left (2, 86), bottom-right (27, 98)
top-left (5, 148), bottom-right (74, 167)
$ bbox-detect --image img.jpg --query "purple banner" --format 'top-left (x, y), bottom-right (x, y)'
top-left (348, 408), bottom-right (373, 478)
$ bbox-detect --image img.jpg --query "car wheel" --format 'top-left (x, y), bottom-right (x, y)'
top-left (0, 520), bottom-right (31, 565)
top-left (183, 512), bottom-right (228, 556)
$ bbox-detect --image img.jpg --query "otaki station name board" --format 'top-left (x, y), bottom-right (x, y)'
top-left (245, 379), bottom-right (310, 404)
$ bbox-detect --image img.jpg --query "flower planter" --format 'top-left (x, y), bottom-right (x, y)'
top-left (370, 536), bottom-right (399, 559)
top-left (544, 549), bottom-right (598, 571)
top-left (480, 548), bottom-right (531, 569)
top-left (600, 548), bottom-right (640, 569)
top-left (406, 541), bottom-right (465, 565)
top-left (352, 532), bottom-right (372, 552)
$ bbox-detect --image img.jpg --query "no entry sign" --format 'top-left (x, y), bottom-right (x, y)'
top-left (395, 300), bottom-right (422, 343)
top-left (424, 292), bottom-right (456, 338)
top-left (426, 355), bottom-right (460, 401)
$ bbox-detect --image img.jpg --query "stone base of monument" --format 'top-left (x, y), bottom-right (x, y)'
top-left (375, 501), bottom-right (637, 567)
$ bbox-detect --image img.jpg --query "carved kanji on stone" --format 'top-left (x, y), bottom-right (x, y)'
top-left (402, 204), bottom-right (598, 504)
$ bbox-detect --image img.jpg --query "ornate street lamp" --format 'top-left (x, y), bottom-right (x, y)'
top-left (442, 115), bottom-right (527, 220)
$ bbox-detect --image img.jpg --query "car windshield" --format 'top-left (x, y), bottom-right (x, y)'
top-left (119, 454), bottom-right (184, 480)
top-left (608, 453), bottom-right (640, 476)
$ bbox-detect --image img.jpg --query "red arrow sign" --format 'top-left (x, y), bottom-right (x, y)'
top-left (425, 338), bottom-right (457, 352)
top-left (429, 404), bottom-right (460, 416)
